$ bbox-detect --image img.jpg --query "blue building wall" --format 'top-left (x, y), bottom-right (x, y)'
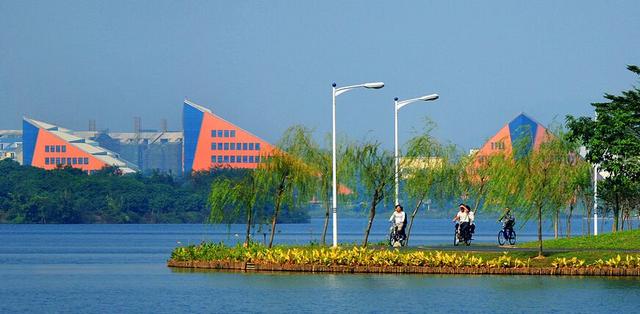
top-left (182, 102), bottom-right (203, 173)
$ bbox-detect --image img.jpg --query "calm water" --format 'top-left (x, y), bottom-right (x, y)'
top-left (1, 219), bottom-right (638, 313)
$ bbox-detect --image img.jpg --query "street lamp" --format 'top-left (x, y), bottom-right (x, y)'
top-left (394, 93), bottom-right (439, 206)
top-left (332, 81), bottom-right (384, 248)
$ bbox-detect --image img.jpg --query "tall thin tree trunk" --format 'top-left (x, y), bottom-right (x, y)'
top-left (268, 186), bottom-right (285, 248)
top-left (537, 205), bottom-right (543, 258)
top-left (567, 201), bottom-right (574, 239)
top-left (244, 206), bottom-right (253, 246)
top-left (405, 197), bottom-right (424, 246)
top-left (553, 209), bottom-right (559, 239)
top-left (320, 198), bottom-right (330, 246)
top-left (613, 192), bottom-right (620, 232)
top-left (362, 190), bottom-right (379, 247)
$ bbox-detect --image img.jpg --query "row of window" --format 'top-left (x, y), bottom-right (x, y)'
top-left (211, 130), bottom-right (237, 138)
top-left (211, 155), bottom-right (262, 164)
top-left (491, 142), bottom-right (505, 150)
top-left (211, 142), bottom-right (261, 151)
top-left (44, 145), bottom-right (67, 153)
top-left (45, 157), bottom-right (90, 165)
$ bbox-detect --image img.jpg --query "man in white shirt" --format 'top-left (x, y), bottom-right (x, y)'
top-left (452, 204), bottom-right (470, 234)
top-left (389, 204), bottom-right (407, 239)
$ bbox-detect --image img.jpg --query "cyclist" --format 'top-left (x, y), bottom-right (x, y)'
top-left (497, 207), bottom-right (515, 236)
top-left (466, 205), bottom-right (476, 237)
top-left (389, 204), bottom-right (407, 240)
top-left (452, 204), bottom-right (470, 236)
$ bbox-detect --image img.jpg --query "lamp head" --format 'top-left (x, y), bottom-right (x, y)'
top-left (332, 83), bottom-right (337, 87)
top-left (394, 97), bottom-right (399, 101)
top-left (418, 94), bottom-right (439, 101)
top-left (363, 82), bottom-right (385, 89)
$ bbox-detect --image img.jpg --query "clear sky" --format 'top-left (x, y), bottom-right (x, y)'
top-left (1, 1), bottom-right (639, 150)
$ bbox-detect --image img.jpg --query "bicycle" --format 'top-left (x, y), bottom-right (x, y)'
top-left (454, 222), bottom-right (472, 246)
top-left (389, 223), bottom-right (406, 247)
top-left (497, 220), bottom-right (516, 245)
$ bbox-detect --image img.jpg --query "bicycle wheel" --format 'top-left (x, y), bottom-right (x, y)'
top-left (389, 230), bottom-right (395, 247)
top-left (498, 230), bottom-right (506, 246)
top-left (508, 230), bottom-right (517, 245)
top-left (453, 232), bottom-right (459, 246)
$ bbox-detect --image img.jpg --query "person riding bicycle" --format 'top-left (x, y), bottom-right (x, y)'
top-left (465, 205), bottom-right (476, 237)
top-left (389, 204), bottom-right (407, 240)
top-left (452, 204), bottom-right (470, 237)
top-left (497, 207), bottom-right (515, 234)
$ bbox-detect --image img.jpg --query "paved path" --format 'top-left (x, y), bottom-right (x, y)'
top-left (410, 243), bottom-right (640, 253)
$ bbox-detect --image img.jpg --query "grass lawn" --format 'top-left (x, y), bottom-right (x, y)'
top-left (517, 229), bottom-right (640, 250)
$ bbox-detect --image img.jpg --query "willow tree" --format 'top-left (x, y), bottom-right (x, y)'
top-left (256, 126), bottom-right (318, 248)
top-left (351, 141), bottom-right (395, 247)
top-left (515, 133), bottom-right (568, 257)
top-left (209, 170), bottom-right (260, 245)
top-left (403, 129), bottom-right (458, 245)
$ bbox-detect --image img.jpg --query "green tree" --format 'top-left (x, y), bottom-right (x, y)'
top-left (351, 141), bottom-right (395, 247)
top-left (566, 65), bottom-right (640, 232)
top-left (256, 126), bottom-right (318, 248)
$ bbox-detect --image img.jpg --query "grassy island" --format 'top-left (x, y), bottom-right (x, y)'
top-left (168, 241), bottom-right (640, 276)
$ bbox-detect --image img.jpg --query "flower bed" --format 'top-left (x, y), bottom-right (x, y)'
top-left (168, 242), bottom-right (640, 276)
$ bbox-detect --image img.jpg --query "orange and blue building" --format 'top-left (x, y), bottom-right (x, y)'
top-left (183, 99), bottom-right (275, 173)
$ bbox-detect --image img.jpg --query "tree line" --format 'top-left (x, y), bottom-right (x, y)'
top-left (0, 160), bottom-right (308, 224)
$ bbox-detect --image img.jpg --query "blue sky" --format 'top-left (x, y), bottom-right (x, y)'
top-left (1, 1), bottom-right (638, 150)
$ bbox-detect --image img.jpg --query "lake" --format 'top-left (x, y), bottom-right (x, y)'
top-left (0, 218), bottom-right (637, 313)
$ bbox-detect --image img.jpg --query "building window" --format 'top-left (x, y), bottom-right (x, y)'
top-left (223, 156), bottom-right (229, 163)
top-left (237, 142), bottom-right (241, 150)
top-left (255, 156), bottom-right (260, 163)
top-left (255, 143), bottom-right (260, 150)
top-left (224, 143), bottom-right (229, 150)
top-left (73, 158), bottom-right (77, 165)
top-left (217, 143), bottom-right (223, 150)
top-left (83, 158), bottom-right (89, 164)
top-left (249, 156), bottom-right (254, 163)
top-left (211, 142), bottom-right (216, 150)
top-left (236, 155), bottom-right (241, 163)
top-left (211, 155), bottom-right (216, 162)
top-left (230, 130), bottom-right (236, 137)
top-left (45, 157), bottom-right (49, 165)
top-left (66, 158), bottom-right (71, 164)
top-left (62, 146), bottom-right (66, 153)
top-left (243, 143), bottom-right (248, 150)
top-left (211, 130), bottom-right (217, 137)
top-left (55, 145), bottom-right (60, 153)
top-left (249, 143), bottom-right (254, 150)
top-left (55, 157), bottom-right (60, 164)
top-left (230, 143), bottom-right (236, 150)
top-left (217, 130), bottom-right (223, 137)
top-left (217, 156), bottom-right (223, 163)
top-left (242, 156), bottom-right (248, 163)
top-left (45, 146), bottom-right (50, 153)
top-left (224, 130), bottom-right (230, 138)
top-left (230, 156), bottom-right (236, 163)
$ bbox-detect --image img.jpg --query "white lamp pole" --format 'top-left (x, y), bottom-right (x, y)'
top-left (394, 94), bottom-right (439, 206)
top-left (593, 111), bottom-right (598, 236)
top-left (331, 81), bottom-right (384, 248)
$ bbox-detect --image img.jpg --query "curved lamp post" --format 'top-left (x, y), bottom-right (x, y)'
top-left (394, 93), bottom-right (439, 206)
top-left (332, 81), bottom-right (384, 248)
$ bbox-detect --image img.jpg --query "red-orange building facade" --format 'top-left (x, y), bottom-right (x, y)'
top-left (22, 118), bottom-right (136, 174)
top-left (475, 113), bottom-right (551, 158)
top-left (183, 100), bottom-right (276, 173)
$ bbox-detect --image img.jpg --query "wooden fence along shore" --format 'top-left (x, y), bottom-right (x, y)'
top-left (167, 260), bottom-right (640, 276)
